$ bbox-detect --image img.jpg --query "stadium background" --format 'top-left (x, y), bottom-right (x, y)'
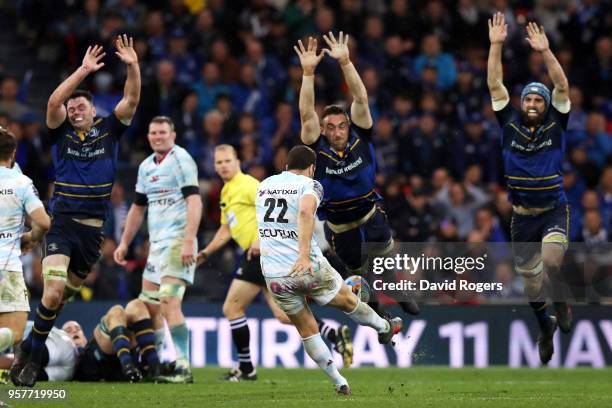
top-left (0, 0), bottom-right (610, 368)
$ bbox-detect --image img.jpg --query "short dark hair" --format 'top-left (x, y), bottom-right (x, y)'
top-left (321, 105), bottom-right (350, 123)
top-left (67, 89), bottom-right (94, 104)
top-left (150, 115), bottom-right (175, 131)
top-left (287, 145), bottom-right (316, 170)
top-left (0, 126), bottom-right (16, 161)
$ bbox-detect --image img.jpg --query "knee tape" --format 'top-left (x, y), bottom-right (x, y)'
top-left (543, 232), bottom-right (568, 250)
top-left (42, 265), bottom-right (68, 281)
top-left (516, 260), bottom-right (543, 278)
top-left (159, 283), bottom-right (186, 300)
top-left (139, 290), bottom-right (161, 305)
top-left (62, 280), bottom-right (82, 302)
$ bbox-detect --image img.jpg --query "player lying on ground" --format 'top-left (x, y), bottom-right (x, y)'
top-left (114, 116), bottom-right (202, 384)
top-left (256, 145), bottom-right (402, 396)
top-left (295, 33), bottom-right (419, 319)
top-left (2, 322), bottom-right (82, 382)
top-left (7, 299), bottom-right (163, 384)
top-left (196, 145), bottom-right (353, 380)
top-left (13, 35), bottom-right (141, 387)
top-left (0, 126), bottom-right (50, 377)
top-left (487, 12), bottom-right (573, 364)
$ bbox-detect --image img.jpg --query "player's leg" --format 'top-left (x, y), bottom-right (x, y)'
top-left (542, 205), bottom-right (572, 333)
top-left (139, 277), bottom-right (164, 355)
top-left (125, 299), bottom-right (161, 379)
top-left (95, 305), bottom-right (142, 382)
top-left (512, 212), bottom-right (557, 364)
top-left (287, 303), bottom-right (350, 395)
top-left (324, 221), bottom-right (390, 319)
top-left (16, 254), bottom-right (69, 386)
top-left (159, 275), bottom-right (191, 382)
top-left (0, 270), bottom-right (30, 351)
top-left (222, 278), bottom-right (262, 380)
top-left (0, 312), bottom-right (28, 370)
top-left (363, 207), bottom-right (420, 316)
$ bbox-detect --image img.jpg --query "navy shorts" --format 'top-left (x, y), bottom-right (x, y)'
top-left (324, 206), bottom-right (393, 272)
top-left (511, 204), bottom-right (570, 266)
top-left (43, 215), bottom-right (103, 280)
top-left (235, 254), bottom-right (266, 287)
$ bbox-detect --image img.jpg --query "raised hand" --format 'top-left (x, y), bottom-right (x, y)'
top-left (294, 37), bottom-right (325, 75)
top-left (81, 45), bottom-right (106, 73)
top-left (322, 31), bottom-right (350, 64)
top-left (115, 34), bottom-right (138, 66)
top-left (525, 22), bottom-right (549, 52)
top-left (488, 12), bottom-right (507, 45)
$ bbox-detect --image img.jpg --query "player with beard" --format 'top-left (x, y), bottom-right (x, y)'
top-left (487, 12), bottom-right (573, 364)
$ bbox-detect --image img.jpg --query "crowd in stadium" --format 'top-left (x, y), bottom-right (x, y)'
top-left (1, 0), bottom-right (610, 301)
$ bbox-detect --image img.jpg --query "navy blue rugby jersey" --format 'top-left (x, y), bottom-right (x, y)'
top-left (307, 124), bottom-right (381, 224)
top-left (49, 114), bottom-right (128, 219)
top-left (494, 103), bottom-right (569, 209)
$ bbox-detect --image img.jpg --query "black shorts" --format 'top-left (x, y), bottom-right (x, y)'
top-left (73, 338), bottom-right (123, 382)
top-left (511, 204), bottom-right (570, 266)
top-left (234, 253), bottom-right (266, 287)
top-left (43, 214), bottom-right (103, 279)
top-left (324, 206), bottom-right (393, 272)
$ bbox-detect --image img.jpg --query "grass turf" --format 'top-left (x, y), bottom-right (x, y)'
top-left (2, 367), bottom-right (612, 407)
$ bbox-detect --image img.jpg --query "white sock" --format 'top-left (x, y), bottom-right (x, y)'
top-left (0, 327), bottom-right (13, 352)
top-left (155, 328), bottom-right (165, 355)
top-left (302, 333), bottom-right (347, 386)
top-left (345, 299), bottom-right (389, 333)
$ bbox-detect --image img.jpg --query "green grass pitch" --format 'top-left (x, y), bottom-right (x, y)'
top-left (2, 367), bottom-right (612, 407)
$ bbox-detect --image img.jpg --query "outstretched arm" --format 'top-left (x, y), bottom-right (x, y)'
top-left (525, 22), bottom-right (570, 112)
top-left (323, 31), bottom-right (372, 129)
top-left (487, 12), bottom-right (510, 111)
top-left (114, 34), bottom-right (141, 124)
top-left (295, 37), bottom-right (325, 145)
top-left (46, 45), bottom-right (106, 129)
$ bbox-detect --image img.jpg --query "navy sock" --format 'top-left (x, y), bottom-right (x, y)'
top-left (110, 326), bottom-right (133, 369)
top-left (130, 319), bottom-right (159, 368)
top-left (530, 301), bottom-right (551, 331)
top-left (30, 304), bottom-right (58, 363)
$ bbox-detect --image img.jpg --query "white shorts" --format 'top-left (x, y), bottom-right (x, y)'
top-left (0, 271), bottom-right (30, 313)
top-left (45, 328), bottom-right (78, 381)
top-left (264, 258), bottom-right (343, 315)
top-left (143, 239), bottom-right (197, 285)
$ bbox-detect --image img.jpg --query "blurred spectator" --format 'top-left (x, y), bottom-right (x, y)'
top-left (192, 62), bottom-right (230, 117)
top-left (398, 114), bottom-right (447, 177)
top-left (598, 166), bottom-right (612, 233)
top-left (435, 182), bottom-right (489, 239)
top-left (574, 112), bottom-right (612, 168)
top-left (173, 90), bottom-right (202, 160)
top-left (105, 184), bottom-right (129, 244)
top-left (0, 77), bottom-right (29, 120)
top-left (413, 34), bottom-right (457, 91)
top-left (167, 28), bottom-right (199, 85)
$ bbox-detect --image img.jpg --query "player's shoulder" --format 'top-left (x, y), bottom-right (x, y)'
top-left (139, 153), bottom-right (156, 169)
top-left (171, 144), bottom-right (195, 160)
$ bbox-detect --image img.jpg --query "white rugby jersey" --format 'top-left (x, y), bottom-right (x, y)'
top-left (0, 166), bottom-right (44, 271)
top-left (256, 171), bottom-right (325, 278)
top-left (135, 145), bottom-right (199, 244)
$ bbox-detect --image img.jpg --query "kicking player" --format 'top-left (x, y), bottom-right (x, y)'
top-left (295, 33), bottom-right (419, 318)
top-left (256, 146), bottom-right (401, 396)
top-left (0, 126), bottom-right (50, 363)
top-left (13, 35), bottom-right (141, 387)
top-left (114, 116), bottom-right (202, 383)
top-left (487, 13), bottom-right (573, 364)
top-left (196, 145), bottom-right (352, 381)
top-left (70, 299), bottom-right (162, 382)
